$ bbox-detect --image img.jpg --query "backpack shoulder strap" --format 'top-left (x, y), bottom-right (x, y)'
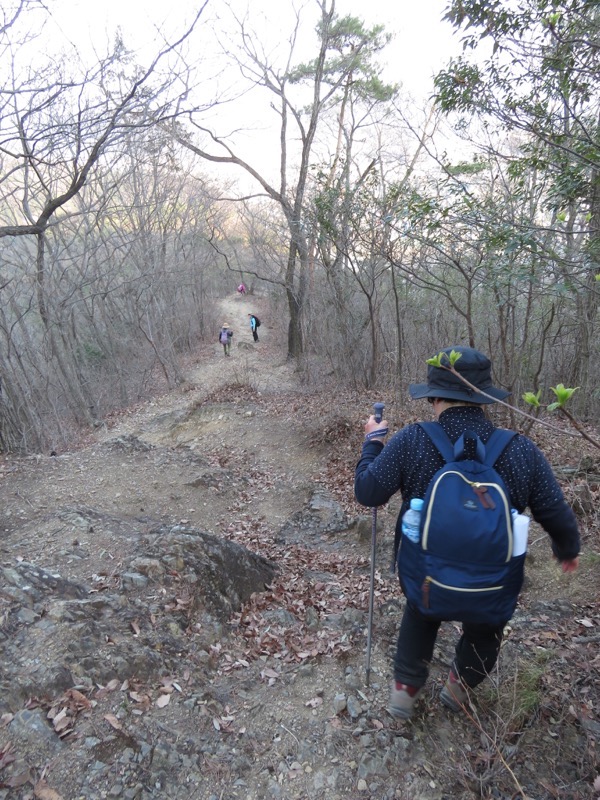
top-left (482, 428), bottom-right (517, 466)
top-left (417, 421), bottom-right (455, 463)
top-left (419, 421), bottom-right (516, 466)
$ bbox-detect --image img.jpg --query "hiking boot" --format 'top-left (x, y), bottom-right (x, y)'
top-left (440, 669), bottom-right (469, 712)
top-left (388, 681), bottom-right (423, 720)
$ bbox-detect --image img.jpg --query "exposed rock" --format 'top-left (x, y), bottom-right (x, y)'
top-left (0, 514), bottom-right (276, 716)
top-left (142, 524), bottom-right (277, 619)
top-left (105, 435), bottom-right (155, 453)
top-left (276, 490), bottom-right (349, 545)
top-left (1, 561), bottom-right (88, 606)
top-left (0, 293), bottom-right (594, 800)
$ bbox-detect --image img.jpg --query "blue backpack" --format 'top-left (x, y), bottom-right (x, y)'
top-left (399, 422), bottom-right (526, 626)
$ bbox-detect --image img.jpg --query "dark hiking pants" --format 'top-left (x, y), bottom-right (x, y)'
top-left (393, 601), bottom-right (505, 689)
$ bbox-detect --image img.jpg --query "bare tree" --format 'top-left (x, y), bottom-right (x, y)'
top-left (170, 0), bottom-right (396, 359)
top-left (0, 2), bottom-right (218, 451)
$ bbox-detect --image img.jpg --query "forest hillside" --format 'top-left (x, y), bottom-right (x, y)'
top-left (0, 292), bottom-right (598, 800)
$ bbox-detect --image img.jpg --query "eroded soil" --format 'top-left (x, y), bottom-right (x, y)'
top-left (0, 293), bottom-right (598, 800)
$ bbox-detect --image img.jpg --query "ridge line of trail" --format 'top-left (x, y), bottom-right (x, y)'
top-left (95, 293), bottom-right (299, 442)
top-left (190, 293), bottom-right (299, 397)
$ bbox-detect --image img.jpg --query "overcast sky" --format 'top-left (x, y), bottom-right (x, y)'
top-left (48, 0), bottom-right (461, 101)
top-left (40, 0), bottom-right (464, 188)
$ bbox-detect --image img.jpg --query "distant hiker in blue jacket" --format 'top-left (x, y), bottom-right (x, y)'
top-left (248, 313), bottom-right (260, 342)
top-left (355, 346), bottom-right (580, 721)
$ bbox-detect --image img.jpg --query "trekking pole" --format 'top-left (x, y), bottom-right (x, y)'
top-left (366, 401), bottom-right (385, 687)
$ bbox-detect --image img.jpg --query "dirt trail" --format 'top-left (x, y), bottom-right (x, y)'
top-left (0, 293), bottom-right (597, 800)
top-left (94, 293), bottom-right (298, 441)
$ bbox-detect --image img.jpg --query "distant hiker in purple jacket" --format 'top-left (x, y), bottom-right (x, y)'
top-left (219, 324), bottom-right (233, 356)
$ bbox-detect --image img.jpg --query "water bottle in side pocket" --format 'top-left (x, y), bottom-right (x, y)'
top-left (402, 498), bottom-right (424, 544)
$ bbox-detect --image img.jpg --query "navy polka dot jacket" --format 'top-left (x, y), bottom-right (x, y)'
top-left (355, 406), bottom-right (580, 562)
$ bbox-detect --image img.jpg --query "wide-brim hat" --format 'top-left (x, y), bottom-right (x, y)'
top-left (409, 346), bottom-right (510, 405)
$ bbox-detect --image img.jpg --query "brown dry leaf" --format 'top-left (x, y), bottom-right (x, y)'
top-left (52, 706), bottom-right (67, 721)
top-left (128, 690), bottom-right (151, 711)
top-left (212, 717), bottom-right (221, 731)
top-left (0, 743), bottom-right (16, 770)
top-left (46, 705), bottom-right (64, 722)
top-left (33, 779), bottom-right (64, 799)
top-left (260, 668), bottom-right (280, 680)
top-left (6, 770), bottom-right (32, 787)
top-left (66, 689), bottom-right (92, 709)
top-left (95, 677), bottom-right (121, 700)
top-left (53, 715), bottom-right (72, 734)
top-left (155, 694), bottom-right (170, 708)
top-left (103, 714), bottom-right (123, 731)
top-left (131, 620), bottom-right (141, 636)
top-left (0, 713), bottom-right (13, 727)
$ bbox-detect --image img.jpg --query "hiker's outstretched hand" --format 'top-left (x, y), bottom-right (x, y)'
top-left (559, 557), bottom-right (579, 574)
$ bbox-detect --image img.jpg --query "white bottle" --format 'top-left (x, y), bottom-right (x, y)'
top-left (511, 509), bottom-right (530, 557)
top-left (402, 498), bottom-right (424, 543)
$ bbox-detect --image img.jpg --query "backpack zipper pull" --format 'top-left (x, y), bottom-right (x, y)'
top-left (472, 484), bottom-right (496, 509)
top-left (422, 577), bottom-right (431, 609)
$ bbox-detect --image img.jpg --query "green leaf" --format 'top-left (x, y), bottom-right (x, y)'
top-left (447, 349), bottom-right (463, 366)
top-left (522, 391), bottom-right (541, 408)
top-left (427, 350), bottom-right (462, 369)
top-left (550, 384), bottom-right (579, 407)
top-left (426, 354), bottom-right (444, 367)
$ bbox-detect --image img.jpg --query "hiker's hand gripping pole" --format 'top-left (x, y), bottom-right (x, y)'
top-left (364, 402), bottom-right (387, 441)
top-left (366, 402), bottom-right (386, 687)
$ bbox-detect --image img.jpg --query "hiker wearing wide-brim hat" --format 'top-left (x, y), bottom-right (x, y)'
top-left (218, 323), bottom-right (233, 356)
top-left (354, 344), bottom-right (580, 722)
top-left (409, 346), bottom-right (510, 404)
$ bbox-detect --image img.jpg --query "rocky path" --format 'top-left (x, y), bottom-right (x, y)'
top-left (0, 293), bottom-right (597, 800)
